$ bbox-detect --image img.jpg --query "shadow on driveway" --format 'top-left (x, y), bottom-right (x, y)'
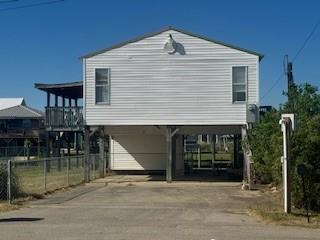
top-left (0, 217), bottom-right (43, 222)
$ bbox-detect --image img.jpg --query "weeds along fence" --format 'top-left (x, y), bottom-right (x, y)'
top-left (3, 154), bottom-right (104, 203)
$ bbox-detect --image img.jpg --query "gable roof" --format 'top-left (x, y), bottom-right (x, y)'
top-left (0, 105), bottom-right (43, 119)
top-left (80, 26), bottom-right (264, 60)
top-left (0, 98), bottom-right (25, 111)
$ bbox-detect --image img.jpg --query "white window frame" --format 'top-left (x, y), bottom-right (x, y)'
top-left (95, 68), bottom-right (111, 105)
top-left (232, 66), bottom-right (248, 103)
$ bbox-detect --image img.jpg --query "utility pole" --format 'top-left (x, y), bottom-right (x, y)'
top-left (281, 56), bottom-right (295, 213)
top-left (284, 55), bottom-right (294, 106)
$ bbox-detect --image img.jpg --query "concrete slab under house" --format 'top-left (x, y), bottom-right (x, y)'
top-left (37, 27), bottom-right (263, 186)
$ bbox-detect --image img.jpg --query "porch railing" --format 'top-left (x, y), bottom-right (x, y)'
top-left (45, 107), bottom-right (83, 130)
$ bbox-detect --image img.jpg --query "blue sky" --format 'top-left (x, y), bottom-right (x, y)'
top-left (0, 0), bottom-right (319, 109)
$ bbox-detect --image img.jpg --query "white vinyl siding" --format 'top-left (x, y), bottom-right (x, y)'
top-left (84, 30), bottom-right (259, 125)
top-left (232, 66), bottom-right (247, 102)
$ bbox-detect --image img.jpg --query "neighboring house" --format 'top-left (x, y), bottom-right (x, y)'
top-left (81, 27), bottom-right (263, 183)
top-left (259, 105), bottom-right (273, 116)
top-left (0, 98), bottom-right (45, 157)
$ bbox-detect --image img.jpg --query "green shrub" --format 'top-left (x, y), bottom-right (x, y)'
top-left (247, 110), bottom-right (282, 184)
top-left (248, 83), bottom-right (320, 211)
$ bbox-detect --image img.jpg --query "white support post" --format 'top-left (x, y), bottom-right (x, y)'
top-left (280, 114), bottom-right (295, 213)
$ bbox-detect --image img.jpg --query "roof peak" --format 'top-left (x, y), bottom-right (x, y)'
top-left (80, 26), bottom-right (263, 60)
top-left (0, 98), bottom-right (25, 111)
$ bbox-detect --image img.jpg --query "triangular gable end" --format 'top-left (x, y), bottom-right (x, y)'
top-left (80, 26), bottom-right (264, 60)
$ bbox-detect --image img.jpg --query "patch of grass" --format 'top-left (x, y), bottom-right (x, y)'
top-left (15, 167), bottom-right (86, 195)
top-left (249, 206), bottom-right (320, 228)
top-left (0, 202), bottom-right (20, 212)
top-left (249, 185), bottom-right (320, 228)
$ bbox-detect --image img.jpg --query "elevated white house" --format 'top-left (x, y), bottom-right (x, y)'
top-left (81, 27), bottom-right (263, 183)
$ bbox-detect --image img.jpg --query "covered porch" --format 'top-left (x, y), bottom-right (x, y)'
top-left (35, 81), bottom-right (83, 131)
top-left (35, 81), bottom-right (84, 157)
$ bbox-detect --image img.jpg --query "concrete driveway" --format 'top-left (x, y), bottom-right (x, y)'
top-left (0, 176), bottom-right (319, 240)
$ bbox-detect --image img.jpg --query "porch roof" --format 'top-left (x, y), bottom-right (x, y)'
top-left (34, 81), bottom-right (83, 99)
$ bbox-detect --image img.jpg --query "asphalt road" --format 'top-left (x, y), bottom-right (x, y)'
top-left (0, 177), bottom-right (319, 240)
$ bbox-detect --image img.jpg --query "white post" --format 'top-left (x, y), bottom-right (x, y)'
top-left (280, 114), bottom-right (295, 213)
top-left (280, 118), bottom-right (291, 213)
top-left (282, 123), bottom-right (290, 213)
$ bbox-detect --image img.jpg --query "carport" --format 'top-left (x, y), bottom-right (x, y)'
top-left (165, 125), bottom-right (250, 183)
top-left (102, 125), bottom-right (251, 185)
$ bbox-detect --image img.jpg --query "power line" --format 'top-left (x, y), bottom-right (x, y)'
top-left (0, 0), bottom-right (64, 12)
top-left (292, 17), bottom-right (320, 62)
top-left (260, 17), bottom-right (320, 102)
top-left (260, 73), bottom-right (284, 101)
top-left (0, 0), bottom-right (18, 3)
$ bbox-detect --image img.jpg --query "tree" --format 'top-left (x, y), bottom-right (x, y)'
top-left (248, 83), bottom-right (320, 211)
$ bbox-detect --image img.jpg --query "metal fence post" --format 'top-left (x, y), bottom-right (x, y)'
top-left (83, 155), bottom-right (86, 182)
top-left (43, 158), bottom-right (47, 193)
top-left (92, 155), bottom-right (95, 180)
top-left (7, 160), bottom-right (11, 204)
top-left (104, 150), bottom-right (107, 177)
top-left (83, 155), bottom-right (85, 182)
top-left (99, 138), bottom-right (105, 178)
top-left (84, 126), bottom-right (90, 183)
top-left (67, 156), bottom-right (70, 187)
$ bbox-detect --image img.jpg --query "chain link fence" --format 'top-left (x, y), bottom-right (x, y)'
top-left (0, 160), bottom-right (9, 201)
top-left (1, 153), bottom-right (105, 204)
